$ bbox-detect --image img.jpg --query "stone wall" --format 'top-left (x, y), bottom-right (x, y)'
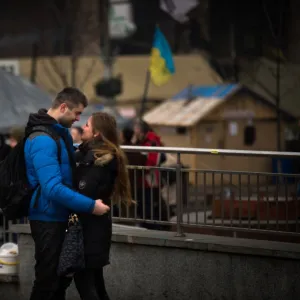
top-left (10, 224), bottom-right (300, 300)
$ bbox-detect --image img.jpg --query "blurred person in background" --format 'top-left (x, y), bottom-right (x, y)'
top-left (133, 120), bottom-right (166, 164)
top-left (0, 134), bottom-right (11, 161)
top-left (133, 119), bottom-right (169, 230)
top-left (6, 127), bottom-right (25, 232)
top-left (70, 126), bottom-right (83, 149)
top-left (0, 128), bottom-right (24, 239)
top-left (120, 127), bottom-right (147, 219)
top-left (0, 133), bottom-right (11, 236)
top-left (120, 127), bottom-right (147, 187)
top-left (8, 127), bottom-right (24, 148)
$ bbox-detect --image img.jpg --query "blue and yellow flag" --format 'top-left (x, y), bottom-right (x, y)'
top-left (149, 27), bottom-right (175, 86)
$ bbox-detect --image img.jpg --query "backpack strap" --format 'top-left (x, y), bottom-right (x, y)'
top-left (56, 131), bottom-right (77, 187)
top-left (28, 125), bottom-right (62, 164)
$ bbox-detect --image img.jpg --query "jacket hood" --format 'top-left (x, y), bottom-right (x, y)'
top-left (77, 141), bottom-right (117, 168)
top-left (26, 109), bottom-right (57, 129)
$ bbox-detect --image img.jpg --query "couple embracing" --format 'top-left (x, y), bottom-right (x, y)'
top-left (24, 88), bottom-right (132, 300)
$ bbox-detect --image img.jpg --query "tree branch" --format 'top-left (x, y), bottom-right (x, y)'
top-left (79, 58), bottom-right (98, 89)
top-left (39, 0), bottom-right (101, 88)
top-left (40, 59), bottom-right (62, 90)
top-left (242, 69), bottom-right (276, 100)
top-left (47, 58), bottom-right (69, 86)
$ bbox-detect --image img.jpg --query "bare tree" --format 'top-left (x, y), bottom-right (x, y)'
top-left (39, 0), bottom-right (100, 90)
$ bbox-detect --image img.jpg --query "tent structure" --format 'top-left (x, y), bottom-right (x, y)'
top-left (0, 69), bottom-right (130, 133)
top-left (0, 69), bottom-right (52, 133)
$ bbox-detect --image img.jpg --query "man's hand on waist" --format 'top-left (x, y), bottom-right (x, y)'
top-left (92, 199), bottom-right (110, 215)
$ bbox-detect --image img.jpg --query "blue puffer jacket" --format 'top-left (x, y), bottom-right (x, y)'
top-left (24, 110), bottom-right (95, 222)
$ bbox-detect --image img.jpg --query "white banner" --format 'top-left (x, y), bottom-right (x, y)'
top-left (109, 0), bottom-right (136, 39)
top-left (160, 0), bottom-right (198, 23)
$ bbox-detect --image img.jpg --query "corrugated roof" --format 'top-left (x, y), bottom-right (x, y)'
top-left (172, 83), bottom-right (239, 100)
top-left (143, 83), bottom-right (296, 127)
top-left (143, 97), bottom-right (224, 127)
top-left (143, 84), bottom-right (240, 127)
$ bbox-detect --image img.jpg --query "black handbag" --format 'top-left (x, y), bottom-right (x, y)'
top-left (57, 214), bottom-right (85, 277)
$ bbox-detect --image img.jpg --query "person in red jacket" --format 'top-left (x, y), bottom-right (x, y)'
top-left (133, 119), bottom-right (169, 230)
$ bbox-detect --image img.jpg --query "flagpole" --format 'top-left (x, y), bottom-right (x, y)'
top-left (139, 24), bottom-right (158, 119)
top-left (139, 24), bottom-right (164, 119)
top-left (139, 69), bottom-right (151, 118)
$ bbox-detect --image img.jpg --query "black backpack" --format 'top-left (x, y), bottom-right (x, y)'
top-left (0, 125), bottom-right (62, 220)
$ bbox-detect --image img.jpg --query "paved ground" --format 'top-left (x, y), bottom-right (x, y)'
top-left (0, 282), bottom-right (80, 300)
top-left (0, 282), bottom-right (21, 299)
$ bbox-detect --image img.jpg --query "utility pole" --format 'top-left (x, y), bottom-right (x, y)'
top-left (96, 0), bottom-right (133, 105)
top-left (99, 0), bottom-right (114, 105)
top-left (230, 21), bottom-right (238, 82)
top-left (30, 42), bottom-right (38, 83)
top-left (275, 1), bottom-right (282, 152)
top-left (276, 43), bottom-right (281, 151)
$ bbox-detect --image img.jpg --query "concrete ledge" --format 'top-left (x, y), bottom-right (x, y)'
top-left (10, 223), bottom-right (300, 260)
top-left (9, 223), bottom-right (300, 299)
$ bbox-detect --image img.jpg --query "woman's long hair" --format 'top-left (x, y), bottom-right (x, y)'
top-left (90, 112), bottom-right (133, 206)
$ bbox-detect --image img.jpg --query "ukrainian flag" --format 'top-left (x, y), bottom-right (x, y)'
top-left (149, 26), bottom-right (175, 86)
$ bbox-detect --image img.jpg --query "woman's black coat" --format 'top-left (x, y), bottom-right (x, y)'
top-left (75, 145), bottom-right (118, 269)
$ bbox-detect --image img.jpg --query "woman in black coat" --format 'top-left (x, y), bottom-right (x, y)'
top-left (74, 112), bottom-right (132, 300)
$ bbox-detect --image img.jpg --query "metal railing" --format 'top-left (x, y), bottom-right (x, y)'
top-left (1, 146), bottom-right (300, 243)
top-left (116, 146), bottom-right (300, 239)
top-left (0, 214), bottom-right (26, 244)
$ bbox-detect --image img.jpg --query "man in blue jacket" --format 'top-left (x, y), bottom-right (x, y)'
top-left (24, 87), bottom-right (110, 300)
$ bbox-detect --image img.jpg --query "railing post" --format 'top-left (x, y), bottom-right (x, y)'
top-left (175, 152), bottom-right (185, 237)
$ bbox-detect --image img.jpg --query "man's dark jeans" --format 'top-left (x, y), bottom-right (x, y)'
top-left (29, 221), bottom-right (72, 300)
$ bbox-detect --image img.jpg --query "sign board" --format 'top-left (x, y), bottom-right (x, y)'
top-left (109, 0), bottom-right (136, 39)
top-left (228, 121), bottom-right (238, 136)
top-left (0, 60), bottom-right (19, 76)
